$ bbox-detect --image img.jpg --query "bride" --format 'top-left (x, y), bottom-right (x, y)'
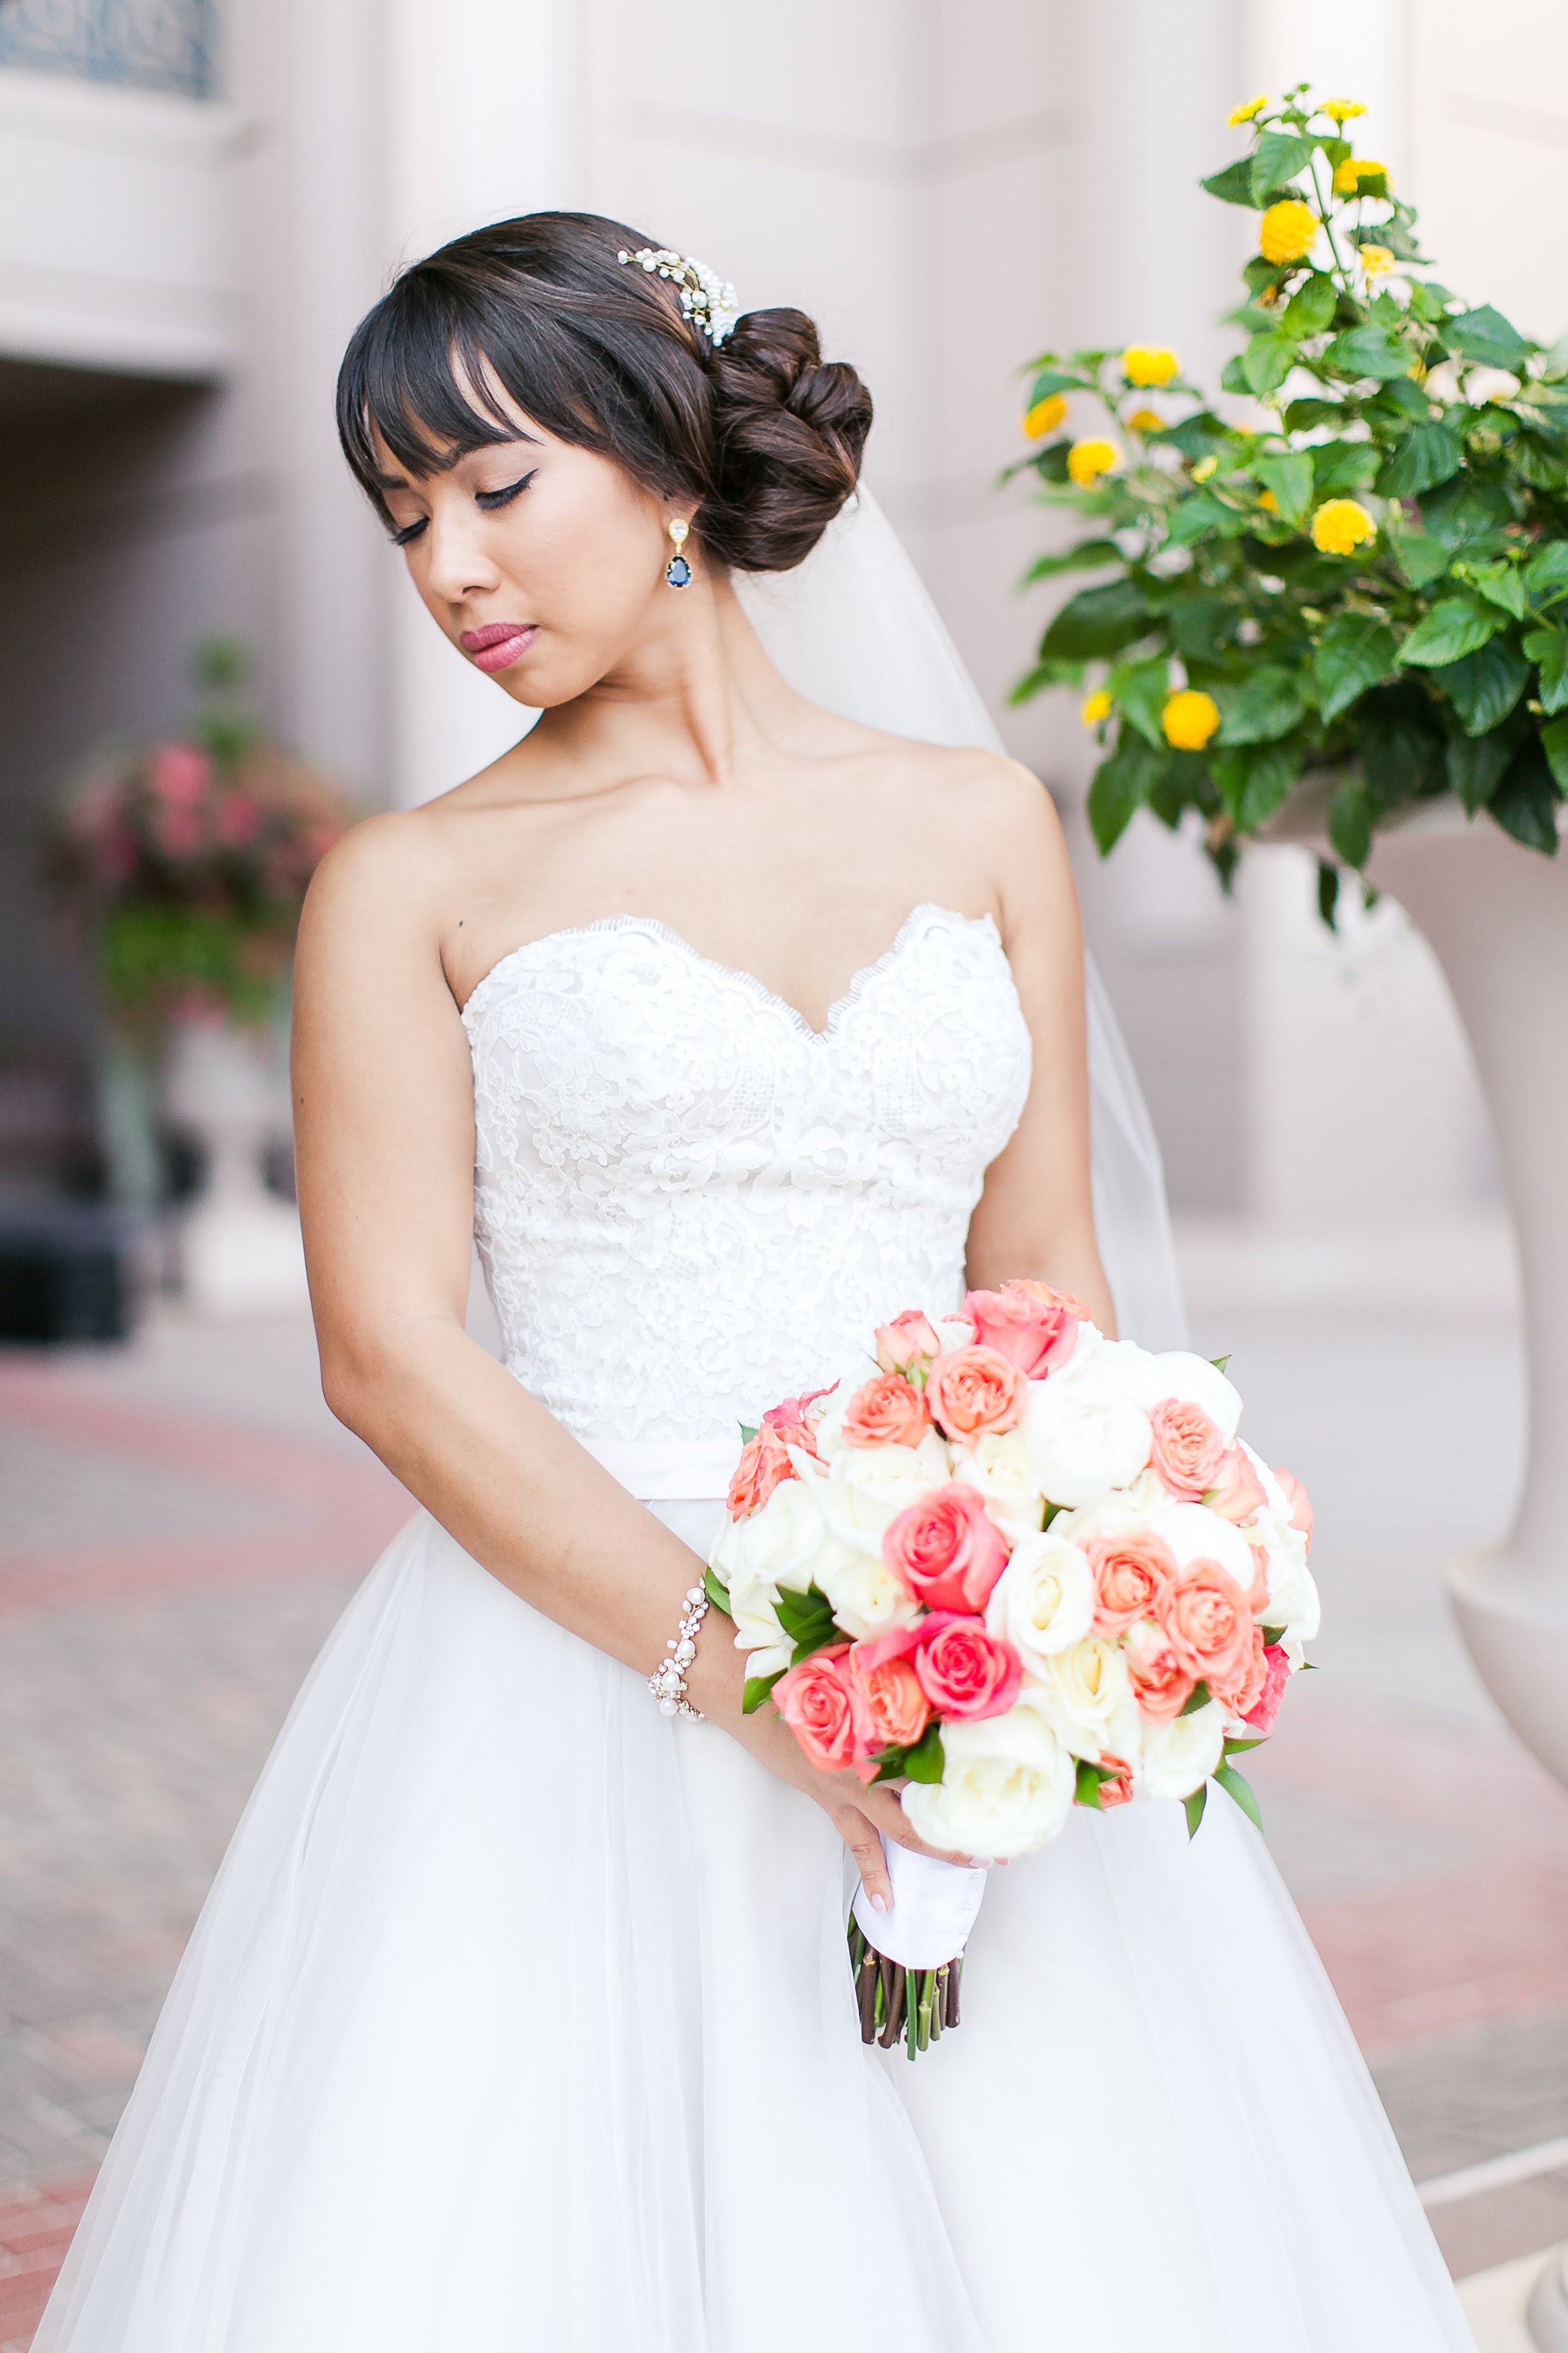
top-left (38, 212), bottom-right (1475, 2352)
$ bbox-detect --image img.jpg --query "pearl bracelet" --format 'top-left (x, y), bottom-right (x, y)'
top-left (649, 1585), bottom-right (710, 1720)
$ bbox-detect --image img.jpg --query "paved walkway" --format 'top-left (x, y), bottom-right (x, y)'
top-left (0, 1232), bottom-right (1565, 2342)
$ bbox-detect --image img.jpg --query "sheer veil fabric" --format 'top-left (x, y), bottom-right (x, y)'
top-left (733, 489), bottom-right (1188, 1351)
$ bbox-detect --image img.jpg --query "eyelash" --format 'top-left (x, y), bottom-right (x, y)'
top-left (388, 469), bottom-right (538, 548)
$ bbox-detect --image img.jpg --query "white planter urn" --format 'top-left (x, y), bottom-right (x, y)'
top-left (1365, 805), bottom-right (1568, 1790)
top-left (160, 1018), bottom-right (310, 1318)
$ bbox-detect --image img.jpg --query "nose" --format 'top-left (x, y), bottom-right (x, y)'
top-left (419, 502), bottom-right (504, 608)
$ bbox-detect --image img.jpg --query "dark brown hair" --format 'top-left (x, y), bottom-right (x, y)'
top-left (335, 211), bottom-right (872, 572)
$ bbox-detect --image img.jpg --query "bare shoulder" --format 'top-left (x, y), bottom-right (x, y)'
top-left (296, 803), bottom-right (464, 985)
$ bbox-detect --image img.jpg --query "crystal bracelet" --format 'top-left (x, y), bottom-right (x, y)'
top-left (649, 1585), bottom-right (710, 1720)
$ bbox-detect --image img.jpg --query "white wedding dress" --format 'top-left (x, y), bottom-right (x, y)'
top-left (38, 902), bottom-right (1475, 2353)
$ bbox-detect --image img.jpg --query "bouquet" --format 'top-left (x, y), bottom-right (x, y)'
top-left (704, 1282), bottom-right (1317, 2058)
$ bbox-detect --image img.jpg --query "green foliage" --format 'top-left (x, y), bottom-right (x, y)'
top-left (1012, 84), bottom-right (1568, 898)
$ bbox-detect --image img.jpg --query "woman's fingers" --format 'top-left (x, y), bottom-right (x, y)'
top-left (835, 1805), bottom-right (893, 1912)
top-left (855, 1781), bottom-right (983, 1871)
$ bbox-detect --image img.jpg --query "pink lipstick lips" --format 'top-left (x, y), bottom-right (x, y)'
top-left (459, 622), bottom-right (538, 673)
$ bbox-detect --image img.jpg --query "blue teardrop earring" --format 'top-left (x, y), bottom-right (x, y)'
top-left (665, 517), bottom-right (692, 588)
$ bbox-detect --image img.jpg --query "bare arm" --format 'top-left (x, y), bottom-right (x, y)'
top-left (965, 771), bottom-right (1118, 1332)
top-left (290, 817), bottom-right (971, 1895)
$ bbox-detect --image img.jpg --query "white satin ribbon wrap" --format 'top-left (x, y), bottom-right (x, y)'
top-left (853, 1838), bottom-right (988, 1970)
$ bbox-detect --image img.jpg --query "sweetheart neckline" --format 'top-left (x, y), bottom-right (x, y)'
top-left (457, 902), bottom-right (1004, 1043)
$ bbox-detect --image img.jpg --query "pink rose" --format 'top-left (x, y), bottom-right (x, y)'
top-left (772, 1645), bottom-right (870, 1771)
top-left (1241, 1642), bottom-right (1292, 1736)
top-left (1006, 1277), bottom-right (1090, 1320)
top-left (1087, 1528), bottom-right (1178, 1636)
top-left (1149, 1398), bottom-right (1228, 1500)
top-left (1158, 1559), bottom-right (1255, 1687)
top-left (845, 1642), bottom-right (932, 1755)
top-left (216, 791), bottom-right (263, 848)
top-left (882, 1484), bottom-right (1010, 1613)
top-left (1094, 1755), bottom-right (1137, 1809)
top-left (727, 1425), bottom-right (796, 1517)
top-left (926, 1345), bottom-right (1027, 1439)
top-left (874, 1310), bottom-right (941, 1376)
top-left (761, 1384), bottom-right (835, 1457)
top-left (964, 1283), bottom-right (1081, 1376)
top-left (1276, 1468), bottom-right (1314, 1552)
top-left (1204, 1445), bottom-right (1267, 1525)
top-left (841, 1371), bottom-right (930, 1449)
top-left (912, 1611), bottom-right (1023, 1721)
top-left (1123, 1620), bottom-right (1196, 1722)
top-left (149, 742), bottom-right (210, 808)
top-left (1209, 1622), bottom-right (1268, 1716)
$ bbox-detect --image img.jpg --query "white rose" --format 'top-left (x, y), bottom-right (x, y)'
top-left (1023, 1636), bottom-right (1141, 1763)
top-left (1157, 1499), bottom-right (1258, 1593)
top-left (708, 1513), bottom-right (793, 1678)
top-left (934, 1314), bottom-right (977, 1353)
top-left (1138, 1700), bottom-right (1225, 1801)
top-left (901, 1706), bottom-right (1075, 1860)
top-left (1021, 1369), bottom-right (1153, 1508)
top-left (815, 1546), bottom-right (923, 1640)
top-left (1053, 1469), bottom-right (1167, 1551)
top-left (821, 1435), bottom-right (950, 1547)
top-left (737, 1473), bottom-right (839, 1594)
top-left (950, 1429), bottom-right (1044, 1527)
top-left (1133, 1349), bottom-right (1243, 1442)
top-left (1248, 1503), bottom-right (1320, 1644)
top-left (985, 1531), bottom-right (1095, 1665)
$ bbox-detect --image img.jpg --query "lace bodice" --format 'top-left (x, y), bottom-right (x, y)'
top-left (462, 904), bottom-right (1032, 1447)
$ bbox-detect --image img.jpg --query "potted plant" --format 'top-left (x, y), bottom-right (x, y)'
top-left (1008, 85), bottom-right (1568, 1798)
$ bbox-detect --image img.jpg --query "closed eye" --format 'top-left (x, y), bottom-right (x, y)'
top-left (476, 469), bottom-right (538, 511)
top-left (390, 516), bottom-right (427, 547)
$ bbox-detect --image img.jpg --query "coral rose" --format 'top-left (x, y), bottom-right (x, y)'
top-left (1159, 1559), bottom-right (1255, 1688)
top-left (761, 1384), bottom-right (835, 1456)
top-left (874, 1310), bottom-right (941, 1376)
top-left (1123, 1620), bottom-right (1196, 1722)
top-left (1087, 1528), bottom-right (1178, 1635)
top-left (1093, 1755), bottom-right (1137, 1809)
top-left (841, 1371), bottom-right (930, 1449)
top-left (1242, 1642), bottom-right (1292, 1735)
top-left (1149, 1398), bottom-right (1227, 1500)
top-left (883, 1483), bottom-right (1009, 1614)
top-left (913, 1613), bottom-right (1023, 1722)
top-left (1209, 1622), bottom-right (1269, 1717)
top-left (964, 1284), bottom-right (1081, 1378)
top-left (926, 1346), bottom-right (1027, 1439)
top-left (1276, 1468), bottom-right (1314, 1551)
top-left (772, 1645), bottom-right (869, 1771)
top-left (845, 1641), bottom-right (932, 1755)
top-left (1204, 1444), bottom-right (1267, 1524)
top-left (727, 1425), bottom-right (796, 1518)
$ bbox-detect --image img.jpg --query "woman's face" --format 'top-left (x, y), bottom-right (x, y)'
top-left (376, 391), bottom-right (690, 709)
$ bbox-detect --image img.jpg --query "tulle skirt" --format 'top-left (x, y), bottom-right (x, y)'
top-left (36, 1499), bottom-right (1475, 2352)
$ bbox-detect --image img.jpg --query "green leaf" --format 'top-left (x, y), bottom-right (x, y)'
top-left (1323, 323), bottom-right (1415, 383)
top-left (1315, 611), bottom-right (1399, 724)
top-left (1317, 858), bottom-right (1341, 929)
top-left (1392, 532), bottom-right (1452, 591)
top-left (1524, 625), bottom-right (1568, 713)
top-left (1113, 656), bottom-right (1174, 749)
top-left (1178, 1678), bottom-right (1212, 1719)
top-left (1448, 727), bottom-right (1516, 812)
top-left (1375, 422), bottom-right (1464, 500)
top-left (902, 1720), bottom-right (946, 1784)
top-left (1399, 594), bottom-right (1505, 667)
top-left (1210, 1353), bottom-right (1231, 1373)
top-left (1021, 539), bottom-right (1122, 585)
top-left (869, 1743), bottom-right (909, 1784)
top-left (1281, 272), bottom-right (1337, 339)
top-left (1471, 565), bottom-right (1529, 621)
top-left (1356, 684), bottom-right (1446, 805)
top-left (1512, 435), bottom-right (1567, 493)
top-left (1490, 740), bottom-right (1561, 854)
top-left (1213, 665), bottom-right (1304, 745)
top-left (1253, 450), bottom-right (1315, 523)
top-left (738, 1423), bottom-right (759, 1445)
top-left (1211, 738), bottom-right (1305, 831)
top-left (1214, 1761), bottom-right (1265, 1832)
top-left (704, 1566), bottom-right (732, 1611)
top-left (1075, 1758), bottom-right (1105, 1808)
top-left (1027, 367), bottom-right (1080, 403)
top-left (1443, 303), bottom-right (1531, 370)
top-left (1165, 486), bottom-right (1250, 547)
top-left (1282, 396), bottom-right (1346, 433)
top-left (1200, 156), bottom-right (1262, 208)
top-left (1184, 1784), bottom-right (1208, 1840)
top-left (1260, 1626), bottom-right (1286, 1646)
top-left (1310, 440), bottom-right (1382, 500)
top-left (1421, 471), bottom-right (1514, 552)
top-left (1249, 130), bottom-right (1317, 202)
top-left (776, 1584), bottom-right (841, 1663)
top-left (1433, 638), bottom-right (1531, 735)
top-left (1223, 1736), bottom-right (1268, 1755)
top-left (741, 1670), bottom-right (784, 1714)
top-left (1087, 735), bottom-right (1164, 853)
top-left (1243, 331), bottom-right (1298, 399)
top-left (1524, 541), bottom-right (1568, 604)
top-left (1170, 594), bottom-right (1239, 664)
top-left (1374, 375), bottom-right (1437, 423)
top-left (1041, 576), bottom-right (1156, 660)
top-left (1329, 779), bottom-right (1373, 867)
top-left (1542, 715), bottom-right (1568, 796)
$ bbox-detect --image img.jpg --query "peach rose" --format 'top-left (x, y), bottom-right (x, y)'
top-left (1158, 1559), bottom-right (1255, 1687)
top-left (1149, 1398), bottom-right (1228, 1500)
top-left (772, 1644), bottom-right (870, 1771)
top-left (841, 1371), bottom-right (930, 1450)
top-left (845, 1642), bottom-right (932, 1755)
top-left (761, 1384), bottom-right (835, 1456)
top-left (1204, 1445), bottom-right (1267, 1525)
top-left (926, 1345), bottom-right (1027, 1439)
top-left (1123, 1620), bottom-right (1196, 1722)
top-left (964, 1283), bottom-right (1081, 1377)
top-left (1208, 1622), bottom-right (1269, 1716)
top-left (1242, 1642), bottom-right (1292, 1735)
top-left (727, 1425), bottom-right (796, 1518)
top-left (1276, 1468), bottom-right (1314, 1552)
top-left (912, 1611), bottom-right (1023, 1721)
top-left (874, 1310), bottom-right (942, 1376)
top-left (1087, 1528), bottom-right (1178, 1636)
top-left (882, 1484), bottom-right (1010, 1613)
top-left (1007, 1277), bottom-right (1090, 1319)
top-left (1094, 1754), bottom-right (1137, 1809)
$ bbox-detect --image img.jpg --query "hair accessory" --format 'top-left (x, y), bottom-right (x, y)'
top-left (617, 247), bottom-right (740, 346)
top-left (649, 1584), bottom-right (710, 1719)
top-left (665, 516), bottom-right (692, 589)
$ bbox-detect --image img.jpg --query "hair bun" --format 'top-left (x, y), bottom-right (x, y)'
top-left (702, 307), bottom-right (872, 572)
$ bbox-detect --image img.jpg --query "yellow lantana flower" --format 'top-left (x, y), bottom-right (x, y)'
top-left (1067, 439), bottom-right (1121, 486)
top-left (1081, 689), bottom-right (1113, 726)
top-left (1333, 156), bottom-right (1392, 194)
top-left (1360, 244), bottom-right (1395, 276)
top-left (1126, 408), bottom-right (1165, 436)
top-left (1163, 690), bottom-right (1222, 750)
top-left (1191, 455), bottom-right (1219, 483)
top-left (1023, 393), bottom-right (1067, 438)
top-left (1258, 488), bottom-right (1280, 512)
top-left (1228, 95), bottom-right (1268, 126)
top-left (1321, 99), bottom-right (1366, 122)
top-left (1311, 499), bottom-right (1376, 555)
top-left (1259, 200), bottom-right (1319, 266)
top-left (1123, 346), bottom-right (1180, 387)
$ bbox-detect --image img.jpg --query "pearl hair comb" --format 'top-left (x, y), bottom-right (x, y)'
top-left (617, 246), bottom-right (741, 346)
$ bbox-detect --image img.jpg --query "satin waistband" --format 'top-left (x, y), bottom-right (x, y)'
top-left (578, 1433), bottom-right (741, 1503)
